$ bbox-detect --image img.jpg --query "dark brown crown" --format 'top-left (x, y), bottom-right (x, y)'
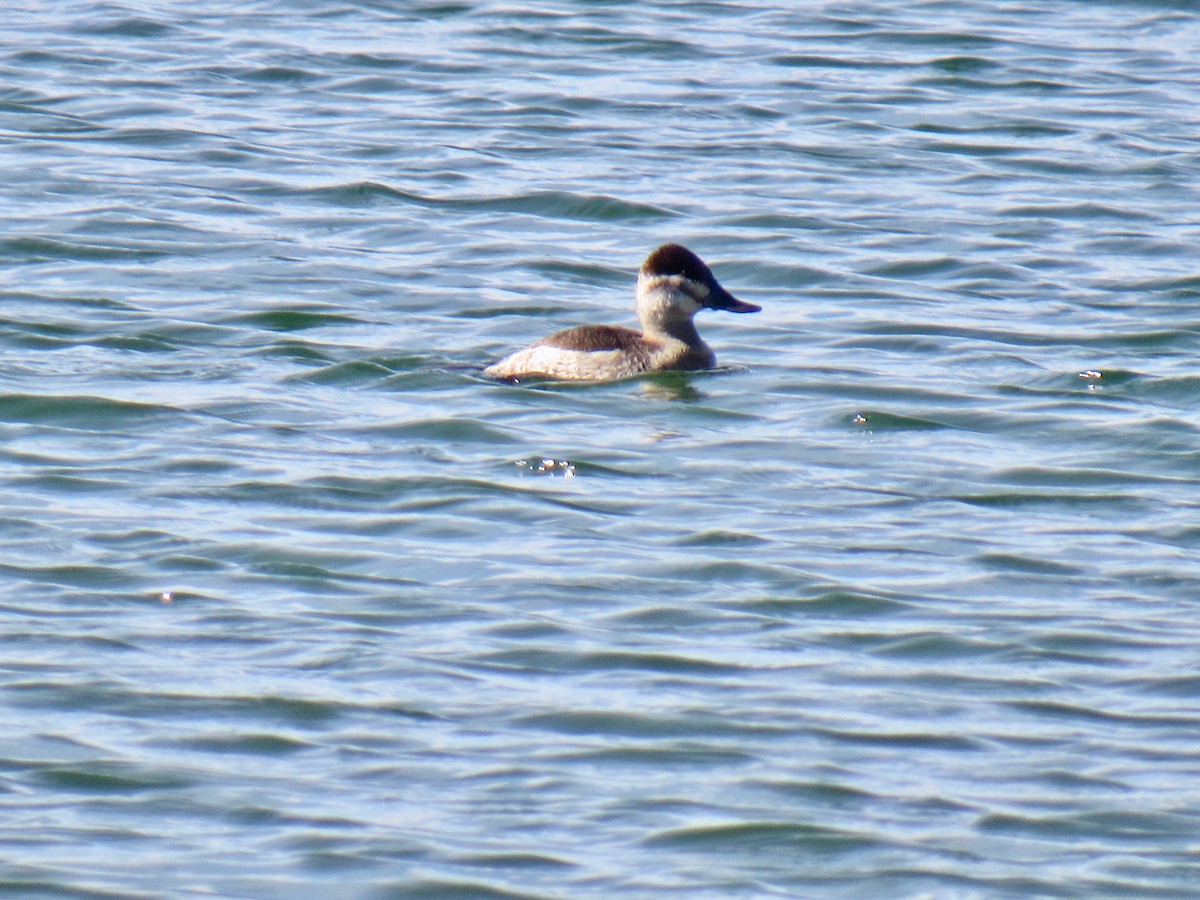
top-left (641, 243), bottom-right (712, 284)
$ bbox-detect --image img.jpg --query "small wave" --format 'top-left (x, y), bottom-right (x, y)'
top-left (1001, 202), bottom-right (1157, 222)
top-left (306, 181), bottom-right (676, 221)
top-left (222, 308), bottom-right (366, 332)
top-left (517, 709), bottom-right (793, 740)
top-left (472, 647), bottom-right (744, 675)
top-left (0, 393), bottom-right (176, 430)
top-left (71, 16), bottom-right (173, 38)
top-left (0, 236), bottom-right (170, 262)
top-left (644, 820), bottom-right (886, 853)
top-left (230, 66), bottom-right (322, 85)
top-left (36, 762), bottom-right (194, 793)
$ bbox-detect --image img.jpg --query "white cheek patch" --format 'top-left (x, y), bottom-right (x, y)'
top-left (641, 274), bottom-right (706, 314)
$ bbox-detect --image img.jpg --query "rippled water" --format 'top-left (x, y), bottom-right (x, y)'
top-left (4, 1), bottom-right (1200, 897)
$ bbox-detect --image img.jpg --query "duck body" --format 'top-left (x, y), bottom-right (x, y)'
top-left (484, 243), bottom-right (759, 382)
top-left (485, 323), bottom-right (711, 382)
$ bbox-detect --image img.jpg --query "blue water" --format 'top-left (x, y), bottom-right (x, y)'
top-left (4, 2), bottom-right (1200, 897)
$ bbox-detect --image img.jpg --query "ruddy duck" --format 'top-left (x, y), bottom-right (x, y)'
top-left (484, 243), bottom-right (760, 382)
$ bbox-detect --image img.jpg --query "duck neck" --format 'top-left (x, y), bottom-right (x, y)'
top-left (637, 279), bottom-right (706, 347)
top-left (645, 315), bottom-right (704, 347)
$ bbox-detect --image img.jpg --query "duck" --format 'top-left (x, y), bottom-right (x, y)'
top-left (484, 243), bottom-right (760, 382)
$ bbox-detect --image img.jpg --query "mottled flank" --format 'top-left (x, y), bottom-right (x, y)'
top-left (485, 243), bottom-right (759, 381)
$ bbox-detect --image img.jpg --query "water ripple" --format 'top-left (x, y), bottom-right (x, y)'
top-left (3, 0), bottom-right (1200, 897)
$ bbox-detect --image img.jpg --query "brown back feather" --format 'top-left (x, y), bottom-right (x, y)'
top-left (536, 325), bottom-right (648, 353)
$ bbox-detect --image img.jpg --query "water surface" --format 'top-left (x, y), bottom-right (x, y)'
top-left (3, 1), bottom-right (1200, 897)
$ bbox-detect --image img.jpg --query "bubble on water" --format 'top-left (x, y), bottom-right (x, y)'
top-left (514, 457), bottom-right (576, 477)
